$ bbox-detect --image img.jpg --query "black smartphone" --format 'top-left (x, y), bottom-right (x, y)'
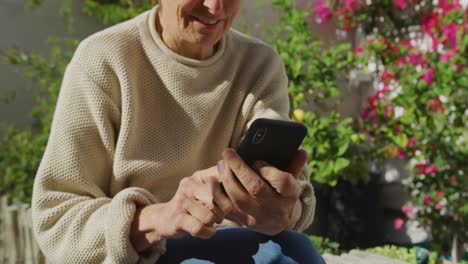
top-left (237, 118), bottom-right (308, 171)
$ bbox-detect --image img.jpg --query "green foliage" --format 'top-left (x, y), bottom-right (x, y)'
top-left (83, 0), bottom-right (155, 24)
top-left (308, 235), bottom-right (340, 255)
top-left (25, 0), bottom-right (45, 10)
top-left (272, 0), bottom-right (355, 107)
top-left (367, 245), bottom-right (439, 264)
top-left (270, 0), bottom-right (372, 185)
top-left (356, 6), bottom-right (468, 250)
top-left (324, 0), bottom-right (433, 37)
top-left (301, 112), bottom-right (370, 185)
top-left (0, 37), bottom-right (78, 203)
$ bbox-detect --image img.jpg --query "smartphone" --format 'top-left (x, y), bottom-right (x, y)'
top-left (237, 118), bottom-right (308, 171)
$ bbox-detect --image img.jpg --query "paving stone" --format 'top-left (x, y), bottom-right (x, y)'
top-left (322, 250), bottom-right (411, 264)
top-left (349, 250), bottom-right (410, 264)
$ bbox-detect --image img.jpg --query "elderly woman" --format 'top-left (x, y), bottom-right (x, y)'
top-left (32, 0), bottom-right (324, 263)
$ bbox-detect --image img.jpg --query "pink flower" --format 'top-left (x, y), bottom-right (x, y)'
top-left (421, 67), bottom-right (435, 85)
top-left (424, 195), bottom-right (433, 205)
top-left (394, 218), bottom-right (405, 230)
top-left (421, 12), bottom-right (439, 37)
top-left (407, 138), bottom-right (416, 148)
top-left (416, 163), bottom-right (428, 175)
top-left (443, 24), bottom-right (458, 41)
top-left (355, 46), bottom-right (363, 54)
top-left (455, 65), bottom-right (464, 72)
top-left (439, 0), bottom-right (462, 14)
top-left (393, 0), bottom-right (408, 9)
top-left (442, 23), bottom-right (459, 48)
top-left (361, 108), bottom-right (370, 119)
top-left (408, 52), bottom-right (426, 66)
top-left (342, 0), bottom-right (357, 11)
top-left (425, 164), bottom-right (439, 174)
top-left (426, 97), bottom-right (446, 113)
top-left (435, 202), bottom-right (443, 211)
top-left (384, 104), bottom-right (393, 119)
top-left (440, 50), bottom-right (455, 63)
top-left (401, 203), bottom-right (416, 215)
top-left (431, 36), bottom-right (439, 52)
top-left (378, 85), bottom-right (389, 96)
top-left (380, 70), bottom-right (395, 84)
top-left (315, 1), bottom-right (332, 23)
top-left (400, 39), bottom-right (412, 48)
top-left (397, 149), bottom-right (406, 159)
top-left (395, 58), bottom-right (407, 67)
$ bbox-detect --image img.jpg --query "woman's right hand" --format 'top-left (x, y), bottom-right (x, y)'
top-left (130, 166), bottom-right (225, 252)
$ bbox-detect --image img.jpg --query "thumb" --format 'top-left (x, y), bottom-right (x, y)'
top-left (285, 149), bottom-right (308, 178)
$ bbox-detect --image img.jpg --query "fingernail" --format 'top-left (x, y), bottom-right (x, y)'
top-left (217, 161), bottom-right (225, 175)
top-left (223, 149), bottom-right (235, 160)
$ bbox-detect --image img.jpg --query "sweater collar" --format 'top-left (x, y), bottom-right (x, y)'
top-left (148, 5), bottom-right (226, 67)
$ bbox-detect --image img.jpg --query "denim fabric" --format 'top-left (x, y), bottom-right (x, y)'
top-left (157, 227), bottom-right (325, 264)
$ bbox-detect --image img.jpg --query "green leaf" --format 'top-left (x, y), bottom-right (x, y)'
top-left (334, 158), bottom-right (350, 173)
top-left (336, 141), bottom-right (349, 157)
top-left (394, 133), bottom-right (408, 148)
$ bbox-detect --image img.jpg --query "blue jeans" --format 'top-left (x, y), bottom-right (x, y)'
top-left (157, 227), bottom-right (325, 264)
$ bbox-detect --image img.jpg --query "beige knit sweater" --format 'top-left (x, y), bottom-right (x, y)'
top-left (32, 6), bottom-right (316, 264)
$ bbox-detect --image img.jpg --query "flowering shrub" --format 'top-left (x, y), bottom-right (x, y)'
top-left (271, 0), bottom-right (372, 186)
top-left (314, 0), bottom-right (434, 36)
top-left (314, 0), bottom-right (467, 256)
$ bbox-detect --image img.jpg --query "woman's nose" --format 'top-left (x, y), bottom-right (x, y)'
top-left (204, 0), bottom-right (223, 14)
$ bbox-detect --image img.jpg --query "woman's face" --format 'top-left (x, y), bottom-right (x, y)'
top-left (158, 0), bottom-right (241, 56)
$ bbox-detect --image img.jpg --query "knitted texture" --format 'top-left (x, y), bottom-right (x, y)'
top-left (32, 6), bottom-right (316, 263)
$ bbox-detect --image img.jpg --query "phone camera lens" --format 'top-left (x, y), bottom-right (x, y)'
top-left (252, 127), bottom-right (267, 144)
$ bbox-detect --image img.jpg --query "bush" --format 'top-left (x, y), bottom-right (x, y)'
top-left (309, 235), bottom-right (341, 254)
top-left (0, 37), bottom-right (77, 203)
top-left (367, 245), bottom-right (438, 264)
top-left (270, 0), bottom-right (373, 186)
top-left (311, 0), bottom-right (468, 256)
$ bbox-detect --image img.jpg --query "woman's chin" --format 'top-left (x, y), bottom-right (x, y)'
top-left (190, 35), bottom-right (221, 50)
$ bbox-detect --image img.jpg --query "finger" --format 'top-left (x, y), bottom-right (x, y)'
top-left (191, 173), bottom-right (225, 224)
top-left (192, 165), bottom-right (219, 184)
top-left (253, 160), bottom-right (301, 198)
top-left (212, 183), bottom-right (252, 226)
top-left (220, 158), bottom-right (262, 216)
top-left (222, 148), bottom-right (270, 198)
top-left (202, 200), bottom-right (225, 225)
top-left (176, 213), bottom-right (216, 239)
top-left (183, 198), bottom-right (218, 227)
top-left (192, 174), bottom-right (219, 205)
top-left (285, 149), bottom-right (308, 178)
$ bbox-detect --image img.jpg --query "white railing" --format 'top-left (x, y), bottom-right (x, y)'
top-left (0, 197), bottom-right (46, 264)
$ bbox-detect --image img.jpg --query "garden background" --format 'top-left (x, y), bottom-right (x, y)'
top-left (0, 0), bottom-right (466, 263)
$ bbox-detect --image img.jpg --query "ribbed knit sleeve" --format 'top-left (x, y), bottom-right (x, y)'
top-left (31, 62), bottom-right (165, 264)
top-left (242, 51), bottom-right (316, 232)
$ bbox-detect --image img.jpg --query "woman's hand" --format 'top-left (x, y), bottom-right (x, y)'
top-left (213, 148), bottom-right (307, 236)
top-left (130, 166), bottom-right (224, 252)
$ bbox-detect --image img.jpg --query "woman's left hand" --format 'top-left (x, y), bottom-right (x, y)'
top-left (213, 148), bottom-right (307, 236)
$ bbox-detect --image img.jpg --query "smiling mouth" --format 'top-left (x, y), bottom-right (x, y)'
top-left (192, 16), bottom-right (222, 26)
